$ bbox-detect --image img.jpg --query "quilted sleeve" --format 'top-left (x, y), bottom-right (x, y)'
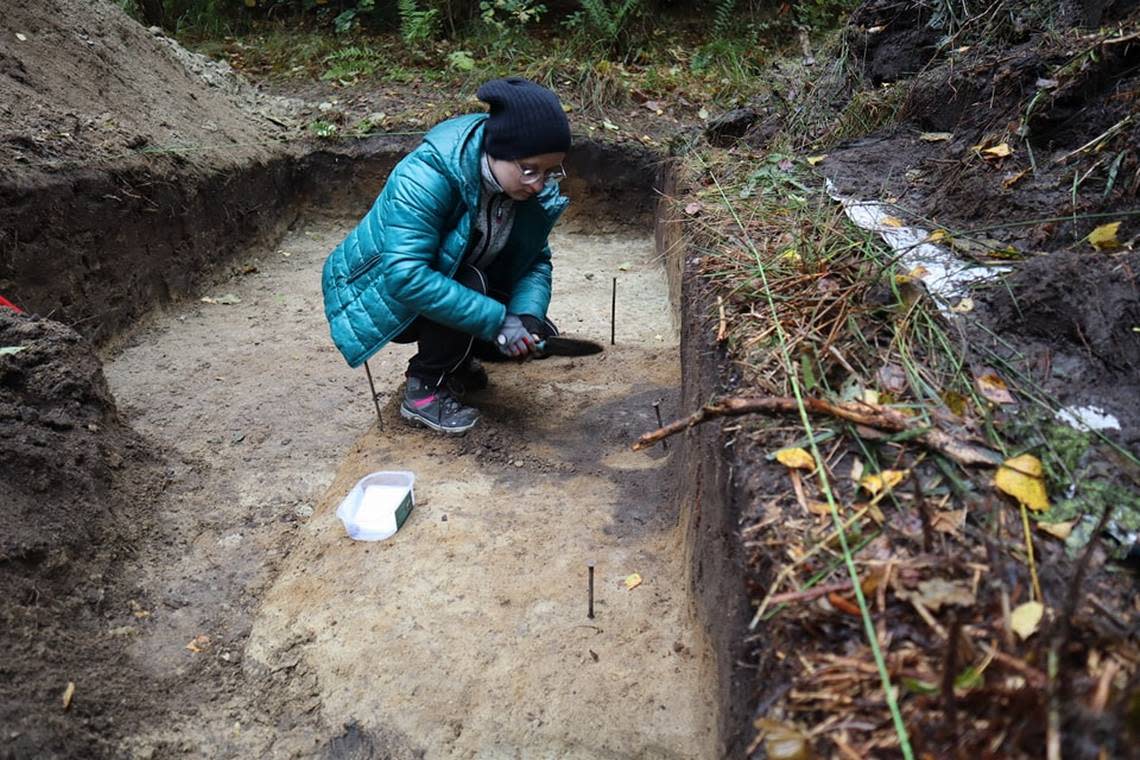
top-left (507, 242), bottom-right (553, 320)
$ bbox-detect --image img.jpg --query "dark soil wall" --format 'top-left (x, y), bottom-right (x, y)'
top-left (0, 133), bottom-right (660, 347)
top-left (658, 166), bottom-right (759, 757)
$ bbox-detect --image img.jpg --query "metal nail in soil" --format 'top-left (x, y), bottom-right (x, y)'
top-left (587, 561), bottom-right (596, 619)
top-left (653, 399), bottom-right (668, 450)
top-left (611, 276), bottom-right (617, 346)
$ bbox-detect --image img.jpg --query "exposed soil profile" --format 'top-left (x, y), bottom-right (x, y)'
top-left (4, 0), bottom-right (1139, 757)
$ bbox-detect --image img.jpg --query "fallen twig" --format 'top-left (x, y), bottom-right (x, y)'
top-left (632, 395), bottom-right (1002, 467)
top-left (767, 581), bottom-right (855, 606)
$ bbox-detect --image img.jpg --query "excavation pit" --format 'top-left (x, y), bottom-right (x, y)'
top-left (3, 139), bottom-right (755, 757)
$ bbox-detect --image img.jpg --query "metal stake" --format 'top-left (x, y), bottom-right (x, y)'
top-left (652, 400), bottom-right (668, 451)
top-left (363, 361), bottom-right (384, 430)
top-left (587, 562), bottom-right (596, 619)
top-left (610, 277), bottom-right (617, 346)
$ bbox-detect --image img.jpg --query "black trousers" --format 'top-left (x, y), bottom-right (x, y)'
top-left (393, 264), bottom-right (557, 386)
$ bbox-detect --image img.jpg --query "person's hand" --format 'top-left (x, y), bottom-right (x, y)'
top-left (496, 314), bottom-right (538, 358)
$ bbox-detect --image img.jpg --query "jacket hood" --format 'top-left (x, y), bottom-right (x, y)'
top-left (422, 113), bottom-right (487, 205)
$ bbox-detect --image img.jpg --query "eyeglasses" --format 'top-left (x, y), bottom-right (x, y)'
top-left (514, 161), bottom-right (567, 186)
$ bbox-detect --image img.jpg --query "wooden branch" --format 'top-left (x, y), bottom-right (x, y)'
top-left (631, 395), bottom-right (1002, 467)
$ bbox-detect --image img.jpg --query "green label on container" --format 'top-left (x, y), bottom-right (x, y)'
top-left (394, 494), bottom-right (414, 530)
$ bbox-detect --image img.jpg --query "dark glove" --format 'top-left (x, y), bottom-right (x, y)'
top-left (496, 314), bottom-right (538, 358)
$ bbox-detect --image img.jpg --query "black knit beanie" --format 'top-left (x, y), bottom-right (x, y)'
top-left (477, 77), bottom-right (571, 160)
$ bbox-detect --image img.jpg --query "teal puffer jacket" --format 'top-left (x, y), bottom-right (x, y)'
top-left (321, 113), bottom-right (569, 368)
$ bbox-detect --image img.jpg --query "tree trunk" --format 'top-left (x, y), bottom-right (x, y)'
top-left (139, 0), bottom-right (165, 29)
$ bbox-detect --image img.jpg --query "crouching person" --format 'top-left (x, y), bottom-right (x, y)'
top-left (321, 77), bottom-right (571, 434)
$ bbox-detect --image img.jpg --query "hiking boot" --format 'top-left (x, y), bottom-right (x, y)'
top-left (400, 376), bottom-right (480, 434)
top-left (446, 358), bottom-right (489, 396)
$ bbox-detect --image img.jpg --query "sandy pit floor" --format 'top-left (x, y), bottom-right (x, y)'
top-left (103, 215), bottom-right (713, 757)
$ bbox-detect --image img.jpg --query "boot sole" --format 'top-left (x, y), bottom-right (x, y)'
top-left (399, 405), bottom-right (479, 435)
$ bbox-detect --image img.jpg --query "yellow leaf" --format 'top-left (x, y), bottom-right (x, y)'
top-left (920, 132), bottom-right (953, 142)
top-left (185, 634), bottom-right (211, 653)
top-left (1038, 520), bottom-right (1075, 540)
top-left (976, 372), bottom-right (1016, 405)
top-left (775, 447), bottom-right (815, 471)
top-left (1087, 222), bottom-right (1121, 251)
top-left (881, 215), bottom-right (904, 228)
top-left (1011, 601), bottom-right (1044, 640)
top-left (981, 143), bottom-right (1012, 158)
top-left (994, 454), bottom-right (1050, 511)
top-left (805, 500), bottom-right (832, 516)
top-left (806, 155), bottom-right (827, 166)
top-left (925, 229), bottom-right (950, 243)
top-left (624, 573), bottom-right (642, 590)
top-left (952, 297), bottom-right (975, 313)
top-left (860, 469), bottom-right (907, 495)
top-left (62, 682), bottom-right (75, 711)
top-left (780, 248), bottom-right (801, 263)
top-left (861, 388), bottom-right (880, 405)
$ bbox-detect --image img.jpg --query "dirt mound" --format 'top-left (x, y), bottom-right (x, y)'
top-left (1, 311), bottom-right (163, 758)
top-left (1, 0), bottom-right (291, 171)
top-left (815, 0), bottom-right (1140, 443)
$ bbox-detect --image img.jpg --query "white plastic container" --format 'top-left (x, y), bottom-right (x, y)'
top-left (335, 471), bottom-right (415, 541)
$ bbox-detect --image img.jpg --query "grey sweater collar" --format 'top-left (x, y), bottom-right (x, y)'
top-left (480, 153), bottom-right (505, 194)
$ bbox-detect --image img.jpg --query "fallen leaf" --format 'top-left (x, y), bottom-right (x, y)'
top-left (62, 682), bottom-right (75, 711)
top-left (684, 201), bottom-right (703, 215)
top-left (976, 372), bottom-right (1016, 404)
top-left (876, 364), bottom-right (907, 394)
top-left (775, 447), bottom-right (815, 471)
top-left (624, 573), bottom-right (642, 591)
top-left (942, 390), bottom-right (968, 417)
top-left (643, 100), bottom-right (665, 114)
top-left (951, 297), bottom-right (975, 313)
top-left (602, 119), bottom-right (620, 132)
top-left (895, 265), bottom-right (929, 284)
top-left (849, 457), bottom-right (864, 484)
top-left (806, 154), bottom-right (827, 166)
top-left (755, 718), bottom-right (811, 760)
top-left (1038, 520), bottom-right (1075, 540)
top-left (1003, 168), bottom-right (1030, 189)
top-left (806, 499), bottom-right (833, 516)
top-left (920, 132), bottom-right (953, 142)
top-left (861, 388), bottom-right (880, 405)
top-left (932, 509), bottom-right (966, 534)
top-left (1035, 78), bottom-right (1059, 89)
top-left (925, 229), bottom-right (950, 243)
top-left (980, 143), bottom-right (1013, 158)
top-left (913, 578), bottom-right (975, 611)
top-left (698, 107), bottom-right (709, 120)
top-left (860, 469), bottom-right (907, 495)
top-left (0, 346), bottom-right (27, 356)
top-left (186, 634), bottom-right (211, 653)
top-left (1087, 222), bottom-right (1121, 251)
top-left (881, 215), bottom-right (904, 228)
top-left (827, 592), bottom-right (862, 616)
top-left (994, 454), bottom-right (1049, 511)
top-left (1011, 601), bottom-right (1044, 640)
